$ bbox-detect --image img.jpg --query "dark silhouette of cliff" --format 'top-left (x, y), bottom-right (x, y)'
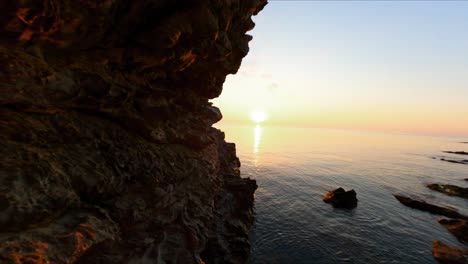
top-left (0, 1), bottom-right (267, 263)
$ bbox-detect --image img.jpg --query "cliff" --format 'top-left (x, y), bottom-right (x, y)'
top-left (0, 1), bottom-right (267, 263)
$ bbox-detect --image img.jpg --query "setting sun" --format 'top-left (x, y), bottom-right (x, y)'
top-left (250, 110), bottom-right (268, 123)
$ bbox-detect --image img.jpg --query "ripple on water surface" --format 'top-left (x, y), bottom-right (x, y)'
top-left (219, 125), bottom-right (468, 264)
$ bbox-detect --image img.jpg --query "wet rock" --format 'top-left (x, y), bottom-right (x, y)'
top-left (393, 195), bottom-right (468, 220)
top-left (432, 240), bottom-right (468, 264)
top-left (427, 184), bottom-right (468, 199)
top-left (0, 0), bottom-right (268, 263)
top-left (439, 158), bottom-right (468, 165)
top-left (443, 151), bottom-right (468, 156)
top-left (323, 188), bottom-right (358, 209)
top-left (438, 219), bottom-right (468, 243)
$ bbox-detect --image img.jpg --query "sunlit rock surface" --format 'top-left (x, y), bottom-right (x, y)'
top-left (438, 219), bottom-right (468, 243)
top-left (432, 241), bottom-right (468, 264)
top-left (427, 184), bottom-right (468, 199)
top-left (0, 1), bottom-right (266, 263)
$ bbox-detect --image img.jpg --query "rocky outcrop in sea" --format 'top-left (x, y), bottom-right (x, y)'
top-left (0, 1), bottom-right (267, 263)
top-left (323, 187), bottom-right (358, 209)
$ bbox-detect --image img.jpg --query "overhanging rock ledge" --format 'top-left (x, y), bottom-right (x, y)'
top-left (0, 0), bottom-right (267, 263)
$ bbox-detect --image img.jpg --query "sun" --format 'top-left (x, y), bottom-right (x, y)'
top-left (250, 110), bottom-right (268, 124)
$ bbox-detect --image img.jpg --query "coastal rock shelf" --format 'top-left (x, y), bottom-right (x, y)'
top-left (438, 219), bottom-right (468, 244)
top-left (432, 241), bottom-right (468, 264)
top-left (443, 151), bottom-right (468, 156)
top-left (0, 1), bottom-right (266, 263)
top-left (427, 184), bottom-right (468, 199)
top-left (393, 195), bottom-right (468, 220)
top-left (395, 145), bottom-right (468, 263)
top-left (435, 157), bottom-right (468, 165)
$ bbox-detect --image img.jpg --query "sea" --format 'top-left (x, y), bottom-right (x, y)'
top-left (216, 124), bottom-right (468, 264)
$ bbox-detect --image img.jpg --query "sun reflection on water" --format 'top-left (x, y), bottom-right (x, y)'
top-left (217, 125), bottom-right (468, 263)
top-left (253, 125), bottom-right (262, 165)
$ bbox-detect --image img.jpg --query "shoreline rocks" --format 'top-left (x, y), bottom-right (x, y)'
top-left (439, 158), bottom-right (468, 165)
top-left (438, 219), bottom-right (468, 243)
top-left (443, 151), bottom-right (468, 156)
top-left (427, 184), bottom-right (468, 199)
top-left (406, 148), bottom-right (468, 263)
top-left (432, 240), bottom-right (468, 264)
top-left (393, 195), bottom-right (468, 220)
top-left (323, 188), bottom-right (358, 209)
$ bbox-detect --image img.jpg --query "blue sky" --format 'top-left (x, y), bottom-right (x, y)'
top-left (214, 1), bottom-right (468, 136)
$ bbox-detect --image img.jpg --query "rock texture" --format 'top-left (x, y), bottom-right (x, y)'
top-left (427, 184), bottom-right (468, 199)
top-left (0, 1), bottom-right (267, 263)
top-left (393, 195), bottom-right (468, 220)
top-left (323, 188), bottom-right (358, 209)
top-left (443, 151), bottom-right (468, 156)
top-left (432, 241), bottom-right (468, 264)
top-left (439, 158), bottom-right (468, 165)
top-left (438, 219), bottom-right (468, 243)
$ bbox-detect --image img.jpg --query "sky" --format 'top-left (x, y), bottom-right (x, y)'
top-left (212, 1), bottom-right (468, 137)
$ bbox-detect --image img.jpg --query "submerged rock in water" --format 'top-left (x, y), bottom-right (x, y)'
top-left (438, 219), bottom-right (468, 243)
top-left (323, 188), bottom-right (358, 209)
top-left (0, 0), bottom-right (267, 263)
top-left (432, 240), bottom-right (468, 264)
top-left (443, 151), bottom-right (468, 156)
top-left (427, 184), bottom-right (468, 199)
top-left (393, 195), bottom-right (468, 220)
top-left (439, 158), bottom-right (468, 165)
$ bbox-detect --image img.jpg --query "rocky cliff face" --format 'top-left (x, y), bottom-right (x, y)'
top-left (0, 1), bottom-right (267, 263)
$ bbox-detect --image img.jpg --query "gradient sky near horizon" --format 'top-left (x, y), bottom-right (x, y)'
top-left (212, 1), bottom-right (468, 137)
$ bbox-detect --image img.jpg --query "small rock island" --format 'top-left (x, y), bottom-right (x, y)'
top-left (323, 188), bottom-right (358, 209)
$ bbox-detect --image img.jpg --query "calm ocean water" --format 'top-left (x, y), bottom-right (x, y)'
top-left (217, 125), bottom-right (468, 264)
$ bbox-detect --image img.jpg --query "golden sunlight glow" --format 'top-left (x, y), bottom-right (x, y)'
top-left (253, 124), bottom-right (262, 154)
top-left (250, 110), bottom-right (268, 124)
top-left (253, 124), bottom-right (262, 166)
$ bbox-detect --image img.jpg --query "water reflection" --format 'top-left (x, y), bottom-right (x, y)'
top-left (217, 126), bottom-right (468, 264)
top-left (253, 125), bottom-right (262, 165)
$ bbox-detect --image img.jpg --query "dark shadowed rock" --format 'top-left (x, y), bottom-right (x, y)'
top-left (323, 188), bottom-right (358, 209)
top-left (427, 184), bottom-right (468, 199)
top-left (0, 0), bottom-right (267, 263)
top-left (432, 240), bottom-right (468, 264)
top-left (438, 219), bottom-right (468, 243)
top-left (439, 158), bottom-right (468, 165)
top-left (393, 195), bottom-right (468, 220)
top-left (443, 151), bottom-right (468, 156)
